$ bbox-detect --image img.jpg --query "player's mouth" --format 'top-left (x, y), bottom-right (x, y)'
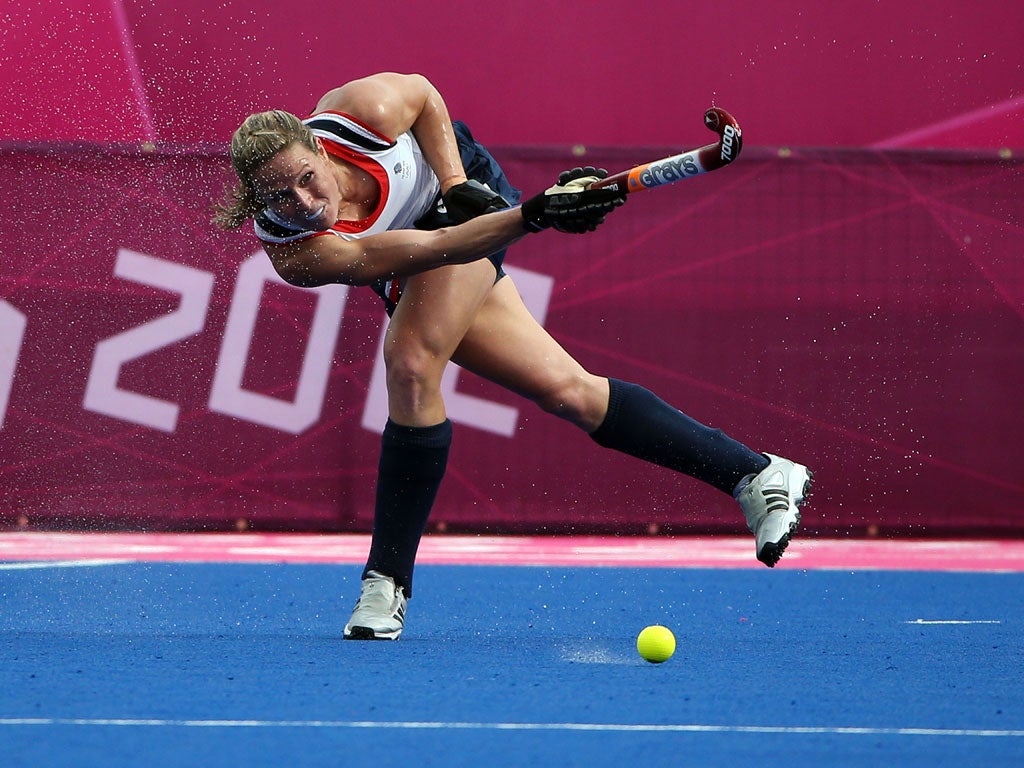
top-left (300, 205), bottom-right (329, 228)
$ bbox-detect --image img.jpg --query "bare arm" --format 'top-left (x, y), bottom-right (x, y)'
top-left (313, 72), bottom-right (467, 193)
top-left (270, 73), bottom-right (625, 286)
top-left (267, 207), bottom-right (529, 288)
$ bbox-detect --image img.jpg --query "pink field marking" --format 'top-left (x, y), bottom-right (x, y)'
top-left (1, 533), bottom-right (1022, 572)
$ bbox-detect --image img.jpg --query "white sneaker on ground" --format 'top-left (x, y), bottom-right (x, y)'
top-left (735, 453), bottom-right (813, 567)
top-left (343, 570), bottom-right (407, 640)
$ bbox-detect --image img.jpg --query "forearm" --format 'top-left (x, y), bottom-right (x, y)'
top-left (358, 209), bottom-right (528, 281)
top-left (271, 208), bottom-right (529, 288)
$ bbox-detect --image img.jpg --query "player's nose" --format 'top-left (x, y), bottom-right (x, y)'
top-left (294, 187), bottom-right (317, 212)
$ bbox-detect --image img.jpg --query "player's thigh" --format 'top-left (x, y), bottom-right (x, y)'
top-left (452, 277), bottom-right (608, 428)
top-left (386, 258), bottom-right (498, 364)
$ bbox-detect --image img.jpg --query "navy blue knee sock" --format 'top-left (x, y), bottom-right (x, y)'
top-left (590, 379), bottom-right (769, 494)
top-left (363, 418), bottom-right (452, 596)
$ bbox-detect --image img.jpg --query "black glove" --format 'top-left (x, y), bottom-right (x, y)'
top-left (442, 179), bottom-right (511, 224)
top-left (520, 166), bottom-right (626, 234)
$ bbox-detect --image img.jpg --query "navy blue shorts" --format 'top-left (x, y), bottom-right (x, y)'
top-left (373, 121), bottom-right (521, 314)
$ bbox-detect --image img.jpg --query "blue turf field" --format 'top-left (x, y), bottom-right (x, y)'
top-left (1, 561), bottom-right (1022, 767)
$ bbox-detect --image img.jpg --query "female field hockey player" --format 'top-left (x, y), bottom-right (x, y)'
top-left (215, 72), bottom-right (812, 640)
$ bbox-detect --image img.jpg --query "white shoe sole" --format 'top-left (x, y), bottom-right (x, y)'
top-left (344, 625), bottom-right (402, 641)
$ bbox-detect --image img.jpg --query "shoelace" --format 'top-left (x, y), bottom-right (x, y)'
top-left (357, 579), bottom-right (397, 610)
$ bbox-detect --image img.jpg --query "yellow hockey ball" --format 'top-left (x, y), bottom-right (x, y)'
top-left (637, 625), bottom-right (676, 663)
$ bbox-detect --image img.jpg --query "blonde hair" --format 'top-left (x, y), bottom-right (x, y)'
top-left (213, 110), bottom-right (318, 230)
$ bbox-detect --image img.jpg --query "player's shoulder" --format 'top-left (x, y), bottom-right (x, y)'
top-left (312, 72), bottom-right (424, 141)
top-left (303, 111), bottom-right (395, 153)
top-left (314, 72), bottom-right (412, 111)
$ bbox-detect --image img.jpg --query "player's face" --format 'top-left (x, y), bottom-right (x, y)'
top-left (253, 141), bottom-right (340, 231)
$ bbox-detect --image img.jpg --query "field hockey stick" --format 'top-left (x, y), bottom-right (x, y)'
top-left (590, 107), bottom-right (742, 194)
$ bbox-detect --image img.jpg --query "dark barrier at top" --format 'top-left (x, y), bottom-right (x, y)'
top-left (1, 143), bottom-right (1021, 537)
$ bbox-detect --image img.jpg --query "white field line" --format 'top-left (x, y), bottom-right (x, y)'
top-left (0, 718), bottom-right (1021, 738)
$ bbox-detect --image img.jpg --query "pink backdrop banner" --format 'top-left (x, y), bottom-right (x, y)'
top-left (1, 144), bottom-right (1021, 536)
top-left (2, 1), bottom-right (1022, 149)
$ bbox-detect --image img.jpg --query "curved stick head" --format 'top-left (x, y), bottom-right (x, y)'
top-left (703, 107), bottom-right (742, 165)
top-left (703, 107), bottom-right (737, 132)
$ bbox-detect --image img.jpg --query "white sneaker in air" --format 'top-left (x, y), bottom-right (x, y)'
top-left (735, 454), bottom-right (813, 567)
top-left (343, 571), bottom-right (407, 640)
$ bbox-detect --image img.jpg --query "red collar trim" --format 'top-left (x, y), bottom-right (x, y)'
top-left (319, 137), bottom-right (389, 233)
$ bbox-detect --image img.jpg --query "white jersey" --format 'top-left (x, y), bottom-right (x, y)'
top-left (253, 111), bottom-right (441, 245)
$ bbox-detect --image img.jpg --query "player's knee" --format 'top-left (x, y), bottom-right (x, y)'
top-left (383, 345), bottom-right (444, 399)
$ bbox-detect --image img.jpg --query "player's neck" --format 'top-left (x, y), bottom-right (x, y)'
top-left (332, 158), bottom-right (380, 222)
